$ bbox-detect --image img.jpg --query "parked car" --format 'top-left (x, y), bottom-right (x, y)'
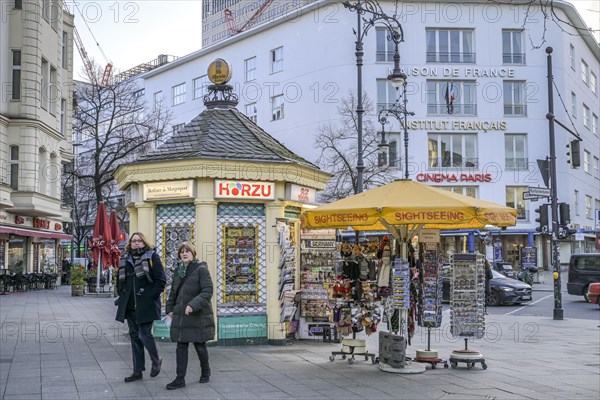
top-left (586, 283), bottom-right (600, 307)
top-left (442, 269), bottom-right (532, 306)
top-left (492, 261), bottom-right (517, 279)
top-left (567, 253), bottom-right (600, 302)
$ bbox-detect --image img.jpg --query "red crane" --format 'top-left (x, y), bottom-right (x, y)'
top-left (224, 0), bottom-right (274, 35)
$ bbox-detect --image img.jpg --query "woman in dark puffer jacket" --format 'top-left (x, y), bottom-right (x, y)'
top-left (165, 242), bottom-right (215, 390)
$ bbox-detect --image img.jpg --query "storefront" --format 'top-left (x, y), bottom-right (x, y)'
top-left (114, 60), bottom-right (330, 344)
top-left (0, 211), bottom-right (72, 277)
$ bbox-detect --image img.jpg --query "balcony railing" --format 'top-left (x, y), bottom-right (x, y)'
top-left (504, 104), bottom-right (527, 116)
top-left (426, 52), bottom-right (476, 63)
top-left (427, 103), bottom-right (477, 116)
top-left (503, 53), bottom-right (526, 64)
top-left (428, 157), bottom-right (479, 169)
top-left (505, 158), bottom-right (529, 170)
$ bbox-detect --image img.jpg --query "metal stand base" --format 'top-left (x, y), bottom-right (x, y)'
top-left (449, 349), bottom-right (487, 370)
top-left (414, 349), bottom-right (448, 369)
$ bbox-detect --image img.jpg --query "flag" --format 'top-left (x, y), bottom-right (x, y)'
top-left (445, 82), bottom-right (456, 115)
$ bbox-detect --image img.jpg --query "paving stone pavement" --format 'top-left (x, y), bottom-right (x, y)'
top-left (0, 285), bottom-right (598, 400)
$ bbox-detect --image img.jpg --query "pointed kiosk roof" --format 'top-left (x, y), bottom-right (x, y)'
top-left (137, 102), bottom-right (317, 169)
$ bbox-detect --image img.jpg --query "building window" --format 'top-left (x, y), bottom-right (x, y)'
top-left (584, 150), bottom-right (590, 174)
top-left (438, 186), bottom-right (478, 198)
top-left (244, 57), bottom-right (256, 82)
top-left (60, 98), bottom-right (66, 134)
top-left (133, 89), bottom-right (145, 98)
top-left (271, 94), bottom-right (284, 120)
top-left (15, 0), bottom-right (22, 9)
top-left (581, 60), bottom-right (589, 85)
top-left (377, 79), bottom-right (398, 113)
top-left (506, 186), bottom-right (527, 220)
top-left (594, 157), bottom-right (599, 179)
top-left (193, 75), bottom-right (209, 99)
top-left (172, 123), bottom-right (185, 134)
top-left (427, 80), bottom-right (476, 115)
top-left (426, 29), bottom-right (474, 63)
top-left (591, 72), bottom-right (597, 96)
top-left (50, 0), bottom-right (58, 30)
top-left (154, 91), bottom-right (163, 111)
top-left (585, 195), bottom-right (592, 219)
top-left (569, 44), bottom-right (575, 70)
top-left (270, 47), bottom-right (283, 74)
top-left (42, 0), bottom-right (49, 21)
top-left (62, 31), bottom-right (68, 69)
top-left (376, 27), bottom-right (396, 62)
top-left (583, 104), bottom-right (590, 129)
top-left (571, 92), bottom-right (576, 117)
top-left (245, 103), bottom-right (257, 123)
top-left (389, 137), bottom-right (398, 168)
top-left (172, 83), bottom-right (186, 106)
top-left (593, 114), bottom-right (598, 135)
top-left (503, 81), bottom-right (526, 116)
top-left (574, 190), bottom-right (579, 215)
top-left (9, 145), bottom-right (19, 190)
top-left (427, 133), bottom-right (477, 168)
top-left (11, 50), bottom-right (21, 100)
top-left (502, 30), bottom-right (525, 64)
top-left (41, 58), bottom-right (49, 110)
top-left (49, 66), bottom-right (57, 115)
top-left (505, 134), bottom-right (527, 170)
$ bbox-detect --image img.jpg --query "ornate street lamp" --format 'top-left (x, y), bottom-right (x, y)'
top-left (343, 0), bottom-right (403, 193)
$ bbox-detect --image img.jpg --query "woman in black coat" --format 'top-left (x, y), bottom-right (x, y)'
top-left (165, 241), bottom-right (215, 390)
top-left (115, 232), bottom-right (166, 383)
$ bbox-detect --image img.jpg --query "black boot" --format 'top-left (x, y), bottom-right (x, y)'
top-left (166, 377), bottom-right (186, 390)
top-left (199, 368), bottom-right (210, 383)
top-left (124, 372), bottom-right (143, 383)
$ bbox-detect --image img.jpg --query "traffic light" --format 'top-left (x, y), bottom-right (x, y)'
top-left (534, 204), bottom-right (549, 234)
top-left (566, 140), bottom-right (581, 168)
top-left (557, 202), bottom-right (576, 239)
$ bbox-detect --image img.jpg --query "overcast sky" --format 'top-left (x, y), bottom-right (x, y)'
top-left (71, 0), bottom-right (599, 82)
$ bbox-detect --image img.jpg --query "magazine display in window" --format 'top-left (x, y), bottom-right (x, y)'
top-left (223, 225), bottom-right (258, 304)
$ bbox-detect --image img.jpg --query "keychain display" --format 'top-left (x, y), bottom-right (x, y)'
top-left (450, 253), bottom-right (485, 338)
top-left (419, 244), bottom-right (443, 328)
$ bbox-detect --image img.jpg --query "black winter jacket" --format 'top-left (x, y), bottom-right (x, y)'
top-left (166, 260), bottom-right (215, 343)
top-left (115, 250), bottom-right (166, 324)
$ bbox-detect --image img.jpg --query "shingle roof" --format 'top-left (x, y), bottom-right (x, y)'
top-left (137, 104), bottom-right (317, 169)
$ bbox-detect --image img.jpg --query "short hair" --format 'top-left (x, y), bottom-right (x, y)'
top-left (177, 242), bottom-right (197, 259)
top-left (125, 232), bottom-right (154, 252)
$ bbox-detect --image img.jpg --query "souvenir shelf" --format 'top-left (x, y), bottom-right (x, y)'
top-left (297, 232), bottom-right (338, 340)
top-left (449, 253), bottom-right (487, 370)
top-left (277, 220), bottom-right (298, 326)
top-left (222, 226), bottom-right (258, 304)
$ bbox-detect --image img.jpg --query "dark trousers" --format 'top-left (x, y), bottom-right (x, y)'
top-left (175, 342), bottom-right (209, 379)
top-left (126, 311), bottom-right (160, 373)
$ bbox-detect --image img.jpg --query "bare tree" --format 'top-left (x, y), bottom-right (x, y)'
top-left (314, 91), bottom-right (396, 203)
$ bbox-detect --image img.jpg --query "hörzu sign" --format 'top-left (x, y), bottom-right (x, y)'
top-left (215, 180), bottom-right (275, 200)
top-left (143, 180), bottom-right (194, 201)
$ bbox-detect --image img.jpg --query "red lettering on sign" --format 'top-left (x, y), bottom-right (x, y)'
top-left (218, 182), bottom-right (230, 196)
top-left (261, 184), bottom-right (272, 198)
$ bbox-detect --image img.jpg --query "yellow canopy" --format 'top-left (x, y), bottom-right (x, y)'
top-left (301, 180), bottom-right (518, 230)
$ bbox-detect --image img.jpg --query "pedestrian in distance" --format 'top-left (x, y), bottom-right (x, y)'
top-left (115, 232), bottom-right (166, 383)
top-left (165, 242), bottom-right (215, 390)
top-left (61, 257), bottom-right (71, 285)
top-left (484, 259), bottom-right (493, 315)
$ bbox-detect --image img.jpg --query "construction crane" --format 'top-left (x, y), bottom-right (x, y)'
top-left (66, 4), bottom-right (113, 86)
top-left (224, 0), bottom-right (274, 35)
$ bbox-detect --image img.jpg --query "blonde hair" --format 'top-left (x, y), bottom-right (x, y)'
top-left (125, 232), bottom-right (154, 252)
top-left (177, 241), bottom-right (197, 259)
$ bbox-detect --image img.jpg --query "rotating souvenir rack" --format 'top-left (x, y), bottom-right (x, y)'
top-left (276, 220), bottom-right (298, 338)
top-left (415, 242), bottom-right (447, 369)
top-left (449, 253), bottom-right (487, 370)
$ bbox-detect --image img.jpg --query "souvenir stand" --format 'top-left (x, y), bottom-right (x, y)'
top-left (277, 220), bottom-right (299, 338)
top-left (414, 235), bottom-right (448, 369)
top-left (300, 180), bottom-right (518, 373)
top-left (449, 253), bottom-right (487, 370)
top-left (328, 240), bottom-right (380, 364)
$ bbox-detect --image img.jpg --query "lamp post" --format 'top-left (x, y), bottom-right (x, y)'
top-left (378, 40), bottom-right (414, 177)
top-left (343, 0), bottom-right (403, 193)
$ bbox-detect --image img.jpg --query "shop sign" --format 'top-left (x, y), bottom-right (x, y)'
top-left (0, 210), bottom-right (7, 222)
top-left (215, 180), bottom-right (275, 200)
top-left (143, 180), bottom-right (194, 201)
top-left (33, 218), bottom-right (51, 229)
top-left (285, 183), bottom-right (316, 204)
top-left (416, 173), bottom-right (492, 183)
top-left (418, 229), bottom-right (440, 243)
top-left (217, 315), bottom-right (267, 339)
top-left (304, 240), bottom-right (336, 249)
top-left (403, 120), bottom-right (507, 132)
top-left (307, 324), bottom-right (331, 337)
top-left (15, 216), bottom-right (25, 225)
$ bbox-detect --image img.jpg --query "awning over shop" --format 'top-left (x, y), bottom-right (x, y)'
top-left (0, 226), bottom-right (73, 240)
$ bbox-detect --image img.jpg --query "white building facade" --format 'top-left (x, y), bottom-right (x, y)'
top-left (0, 0), bottom-right (76, 274)
top-left (137, 0), bottom-right (599, 269)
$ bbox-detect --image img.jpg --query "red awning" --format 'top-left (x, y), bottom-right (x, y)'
top-left (0, 226), bottom-right (73, 240)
